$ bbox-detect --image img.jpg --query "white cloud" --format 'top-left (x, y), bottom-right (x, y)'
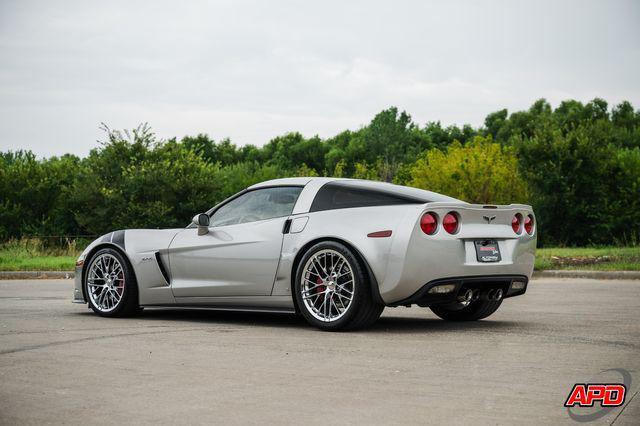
top-left (1, 0), bottom-right (639, 156)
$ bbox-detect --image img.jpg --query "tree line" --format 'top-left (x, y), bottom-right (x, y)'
top-left (1, 98), bottom-right (639, 246)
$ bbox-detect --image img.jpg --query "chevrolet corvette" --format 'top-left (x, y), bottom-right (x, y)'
top-left (73, 177), bottom-right (536, 330)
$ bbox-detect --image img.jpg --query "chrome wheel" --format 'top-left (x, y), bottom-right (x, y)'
top-left (300, 249), bottom-right (355, 322)
top-left (87, 253), bottom-right (125, 313)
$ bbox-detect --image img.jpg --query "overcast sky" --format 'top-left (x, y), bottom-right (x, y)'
top-left (1, 0), bottom-right (639, 157)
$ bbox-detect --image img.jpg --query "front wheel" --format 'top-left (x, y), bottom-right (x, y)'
top-left (84, 248), bottom-right (139, 317)
top-left (294, 241), bottom-right (384, 331)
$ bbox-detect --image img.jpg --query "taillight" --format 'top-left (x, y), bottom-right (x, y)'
top-left (524, 214), bottom-right (534, 235)
top-left (443, 212), bottom-right (459, 234)
top-left (512, 213), bottom-right (523, 234)
top-left (420, 212), bottom-right (437, 235)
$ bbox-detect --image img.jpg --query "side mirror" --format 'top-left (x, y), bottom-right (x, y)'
top-left (192, 213), bottom-right (210, 235)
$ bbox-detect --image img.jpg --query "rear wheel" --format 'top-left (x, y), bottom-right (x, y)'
top-left (84, 248), bottom-right (139, 317)
top-left (294, 241), bottom-right (384, 331)
top-left (430, 297), bottom-right (502, 321)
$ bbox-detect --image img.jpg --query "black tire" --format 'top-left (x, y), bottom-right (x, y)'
top-left (429, 298), bottom-right (502, 321)
top-left (294, 241), bottom-right (384, 331)
top-left (84, 248), bottom-right (140, 317)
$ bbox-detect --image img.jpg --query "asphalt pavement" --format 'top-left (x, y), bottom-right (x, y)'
top-left (1, 278), bottom-right (639, 425)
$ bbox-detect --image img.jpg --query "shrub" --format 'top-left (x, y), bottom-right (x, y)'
top-left (408, 136), bottom-right (529, 204)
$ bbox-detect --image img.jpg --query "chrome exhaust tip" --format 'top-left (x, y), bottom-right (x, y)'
top-left (494, 289), bottom-right (503, 301)
top-left (458, 289), bottom-right (473, 304)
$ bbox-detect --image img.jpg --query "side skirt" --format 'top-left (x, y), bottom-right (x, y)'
top-left (142, 295), bottom-right (296, 314)
top-left (140, 305), bottom-right (296, 314)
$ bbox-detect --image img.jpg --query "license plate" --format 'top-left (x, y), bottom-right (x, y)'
top-left (474, 240), bottom-right (501, 262)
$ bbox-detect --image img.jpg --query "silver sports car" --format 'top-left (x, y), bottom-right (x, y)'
top-left (73, 177), bottom-right (536, 330)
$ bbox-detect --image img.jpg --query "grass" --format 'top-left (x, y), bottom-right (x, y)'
top-left (0, 238), bottom-right (639, 272)
top-left (535, 246), bottom-right (640, 271)
top-left (0, 239), bottom-right (81, 271)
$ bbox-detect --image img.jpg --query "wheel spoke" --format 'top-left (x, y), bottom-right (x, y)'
top-left (335, 270), bottom-right (351, 279)
top-left (329, 252), bottom-right (335, 274)
top-left (311, 261), bottom-right (326, 279)
top-left (335, 292), bottom-right (351, 302)
top-left (306, 270), bottom-right (321, 280)
top-left (330, 298), bottom-right (340, 315)
top-left (303, 279), bottom-right (322, 289)
top-left (302, 289), bottom-right (321, 297)
top-left (94, 262), bottom-right (105, 277)
top-left (317, 296), bottom-right (327, 315)
top-left (336, 295), bottom-right (347, 310)
top-left (111, 264), bottom-right (122, 277)
top-left (336, 285), bottom-right (353, 295)
top-left (330, 258), bottom-right (344, 276)
top-left (324, 293), bottom-right (330, 320)
top-left (303, 292), bottom-right (322, 301)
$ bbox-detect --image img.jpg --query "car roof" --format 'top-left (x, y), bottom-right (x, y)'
top-left (247, 177), bottom-right (317, 188)
top-left (248, 177), bottom-right (461, 203)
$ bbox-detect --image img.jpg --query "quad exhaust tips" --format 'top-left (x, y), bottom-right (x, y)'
top-left (458, 288), bottom-right (503, 303)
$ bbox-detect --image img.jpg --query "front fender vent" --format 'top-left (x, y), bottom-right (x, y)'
top-left (155, 252), bottom-right (170, 285)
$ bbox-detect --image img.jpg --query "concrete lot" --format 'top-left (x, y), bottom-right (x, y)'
top-left (1, 278), bottom-right (638, 425)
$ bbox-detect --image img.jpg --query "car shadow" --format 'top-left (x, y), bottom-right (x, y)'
top-left (138, 308), bottom-right (307, 329)
top-left (73, 308), bottom-right (522, 333)
top-left (368, 315), bottom-right (521, 334)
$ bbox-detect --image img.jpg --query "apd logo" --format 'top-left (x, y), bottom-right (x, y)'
top-left (564, 384), bottom-right (626, 407)
top-left (564, 368), bottom-right (631, 422)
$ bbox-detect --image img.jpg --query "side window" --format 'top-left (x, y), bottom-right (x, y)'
top-left (310, 183), bottom-right (424, 212)
top-left (210, 186), bottom-right (303, 226)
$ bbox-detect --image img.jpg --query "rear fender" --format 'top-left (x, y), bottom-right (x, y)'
top-left (271, 205), bottom-right (414, 302)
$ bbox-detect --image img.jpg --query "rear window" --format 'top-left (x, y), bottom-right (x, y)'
top-left (310, 182), bottom-right (424, 212)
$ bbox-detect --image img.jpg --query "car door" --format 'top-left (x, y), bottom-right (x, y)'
top-left (168, 186), bottom-right (303, 297)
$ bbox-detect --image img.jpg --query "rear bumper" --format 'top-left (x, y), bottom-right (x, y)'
top-left (387, 274), bottom-right (528, 307)
top-left (379, 228), bottom-right (536, 304)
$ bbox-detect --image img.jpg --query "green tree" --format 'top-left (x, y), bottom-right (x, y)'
top-left (0, 151), bottom-right (80, 239)
top-left (2, 98), bottom-right (640, 247)
top-left (69, 125), bottom-right (223, 234)
top-left (484, 109), bottom-right (508, 139)
top-left (516, 122), bottom-right (640, 245)
top-left (262, 132), bottom-right (327, 174)
top-left (554, 100), bottom-right (585, 131)
top-left (612, 101), bottom-right (638, 130)
top-left (182, 134), bottom-right (242, 166)
top-left (408, 136), bottom-right (528, 204)
top-left (294, 163), bottom-right (319, 177)
top-left (217, 162), bottom-right (282, 196)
